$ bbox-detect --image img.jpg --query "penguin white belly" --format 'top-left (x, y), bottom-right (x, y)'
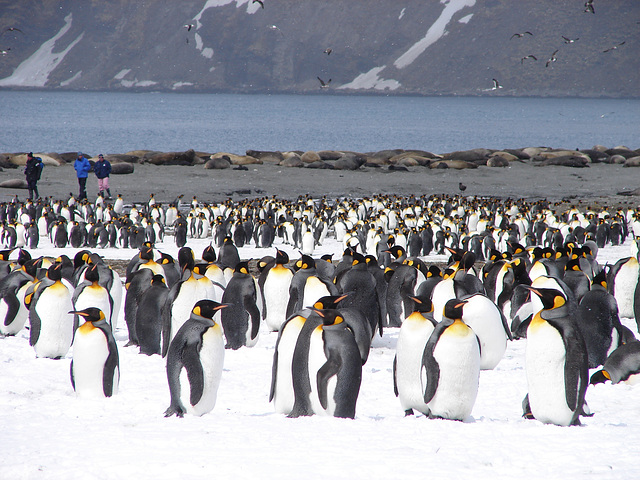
top-left (185, 326), bottom-right (224, 416)
top-left (170, 279), bottom-right (202, 341)
top-left (0, 283), bottom-right (30, 335)
top-left (301, 232), bottom-right (315, 255)
top-left (395, 316), bottom-right (434, 413)
top-left (614, 260), bottom-right (639, 319)
top-left (273, 316), bottom-right (305, 414)
top-left (526, 321), bottom-right (574, 426)
top-left (72, 328), bottom-right (111, 398)
top-left (74, 286), bottom-right (112, 326)
top-left (427, 329), bottom-right (480, 420)
top-left (302, 277), bottom-right (330, 310)
top-left (264, 268), bottom-right (293, 332)
top-left (432, 279), bottom-right (455, 323)
top-left (33, 285), bottom-right (74, 358)
top-left (308, 327), bottom-right (337, 416)
top-left (462, 295), bottom-right (507, 370)
top-left (109, 271), bottom-right (124, 331)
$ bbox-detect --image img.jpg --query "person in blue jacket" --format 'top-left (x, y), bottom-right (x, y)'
top-left (74, 151), bottom-right (91, 200)
top-left (94, 154), bottom-right (112, 199)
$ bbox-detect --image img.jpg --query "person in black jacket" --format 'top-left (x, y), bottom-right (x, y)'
top-left (24, 152), bottom-right (43, 200)
top-left (94, 154), bottom-right (112, 199)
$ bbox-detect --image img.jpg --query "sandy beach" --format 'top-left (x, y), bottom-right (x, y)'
top-left (1, 159), bottom-right (639, 208)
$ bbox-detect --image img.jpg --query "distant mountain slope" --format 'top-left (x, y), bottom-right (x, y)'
top-left (0, 0), bottom-right (638, 97)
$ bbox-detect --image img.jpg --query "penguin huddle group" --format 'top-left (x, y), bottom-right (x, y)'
top-left (0, 249), bottom-right (123, 398)
top-left (2, 192), bottom-right (640, 426)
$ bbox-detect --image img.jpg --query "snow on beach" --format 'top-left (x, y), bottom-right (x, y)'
top-left (1, 233), bottom-right (640, 480)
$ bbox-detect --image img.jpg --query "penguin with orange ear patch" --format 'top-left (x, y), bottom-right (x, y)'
top-left (164, 300), bottom-right (229, 417)
top-left (307, 308), bottom-right (362, 418)
top-left (70, 307), bottom-right (119, 398)
top-left (524, 287), bottom-right (588, 426)
top-left (422, 299), bottom-right (480, 421)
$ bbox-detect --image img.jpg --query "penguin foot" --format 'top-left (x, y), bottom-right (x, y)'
top-left (164, 405), bottom-right (186, 418)
top-left (404, 409), bottom-right (414, 417)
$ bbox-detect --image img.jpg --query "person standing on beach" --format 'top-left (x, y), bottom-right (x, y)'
top-left (94, 154), bottom-right (112, 199)
top-left (74, 152), bottom-right (91, 200)
top-left (24, 152), bottom-right (44, 200)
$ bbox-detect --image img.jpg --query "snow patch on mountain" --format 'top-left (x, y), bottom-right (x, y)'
top-left (339, 66), bottom-right (401, 91)
top-left (0, 14), bottom-right (83, 87)
top-left (394, 0), bottom-right (476, 69)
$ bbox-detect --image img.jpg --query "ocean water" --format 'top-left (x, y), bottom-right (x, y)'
top-left (0, 91), bottom-right (638, 155)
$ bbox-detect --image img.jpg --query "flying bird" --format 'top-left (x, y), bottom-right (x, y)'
top-left (253, 0), bottom-right (265, 8)
top-left (545, 50), bottom-right (559, 67)
top-left (184, 23), bottom-right (194, 31)
top-left (2, 27), bottom-right (23, 36)
top-left (562, 36), bottom-right (579, 44)
top-left (324, 48), bottom-right (332, 55)
top-left (603, 41), bottom-right (625, 53)
top-left (317, 77), bottom-right (332, 89)
top-left (0, 48), bottom-right (10, 55)
top-left (584, 0), bottom-right (595, 14)
top-left (521, 54), bottom-right (537, 63)
top-left (269, 25), bottom-right (284, 36)
top-left (491, 78), bottom-right (503, 90)
top-left (510, 32), bottom-right (533, 39)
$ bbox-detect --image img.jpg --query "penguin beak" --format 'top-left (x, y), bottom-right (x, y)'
top-left (69, 310), bottom-right (88, 317)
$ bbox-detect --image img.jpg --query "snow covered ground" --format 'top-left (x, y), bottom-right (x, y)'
top-left (1, 235), bottom-right (639, 480)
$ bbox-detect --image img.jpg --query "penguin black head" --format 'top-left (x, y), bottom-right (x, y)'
top-left (591, 269), bottom-right (607, 289)
top-left (275, 248), bottom-right (289, 265)
top-left (443, 299), bottom-right (467, 321)
top-left (311, 307), bottom-right (345, 327)
top-left (312, 294), bottom-right (349, 310)
top-left (191, 300), bottom-right (229, 320)
top-left (139, 245), bottom-right (154, 261)
top-left (69, 307), bottom-right (106, 324)
top-left (426, 265), bottom-right (442, 278)
top-left (73, 250), bottom-right (91, 270)
top-left (150, 274), bottom-right (166, 286)
top-left (0, 248), bottom-right (15, 261)
top-left (409, 295), bottom-right (434, 314)
top-left (178, 247), bottom-right (195, 271)
top-left (85, 264), bottom-right (100, 283)
top-left (202, 244), bottom-right (217, 263)
top-left (351, 252), bottom-right (366, 266)
top-left (18, 248), bottom-right (31, 265)
top-left (320, 254), bottom-right (333, 263)
top-left (294, 255), bottom-right (315, 271)
top-left (46, 263), bottom-right (63, 281)
top-left (234, 261), bottom-right (250, 275)
top-left (159, 252), bottom-right (175, 266)
top-left (223, 236), bottom-right (235, 246)
top-left (565, 258), bottom-right (582, 272)
top-left (526, 287), bottom-right (566, 310)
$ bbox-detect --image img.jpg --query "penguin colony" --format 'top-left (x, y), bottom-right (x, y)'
top-left (1, 192), bottom-right (640, 424)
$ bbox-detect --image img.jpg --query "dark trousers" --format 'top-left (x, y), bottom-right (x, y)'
top-left (27, 179), bottom-right (38, 199)
top-left (78, 177), bottom-right (87, 199)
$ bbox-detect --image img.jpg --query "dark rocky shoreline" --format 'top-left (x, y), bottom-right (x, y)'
top-left (1, 145), bottom-right (639, 207)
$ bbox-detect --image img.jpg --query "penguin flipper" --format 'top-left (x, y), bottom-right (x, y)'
top-left (317, 357), bottom-right (341, 411)
top-left (392, 355), bottom-right (398, 397)
top-left (102, 330), bottom-right (119, 397)
top-left (269, 327), bottom-right (286, 402)
top-left (70, 359), bottom-right (75, 391)
top-left (29, 311), bottom-right (42, 347)
top-left (183, 344), bottom-right (205, 407)
top-left (422, 328), bottom-right (443, 404)
top-left (247, 303), bottom-right (260, 340)
top-left (3, 292), bottom-right (20, 327)
top-left (559, 322), bottom-right (588, 412)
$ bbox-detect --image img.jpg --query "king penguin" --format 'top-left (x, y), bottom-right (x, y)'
top-left (72, 264), bottom-right (114, 330)
top-left (524, 287), bottom-right (589, 426)
top-left (422, 299), bottom-right (481, 421)
top-left (220, 261), bottom-right (260, 350)
top-left (164, 300), bottom-right (229, 417)
top-left (260, 249), bottom-right (294, 332)
top-left (70, 307), bottom-right (119, 398)
top-left (25, 263), bottom-right (75, 359)
top-left (393, 295), bottom-right (437, 416)
top-left (307, 308), bottom-right (362, 418)
top-left (0, 258), bottom-right (37, 336)
top-left (590, 341), bottom-right (640, 386)
top-left (136, 274), bottom-right (169, 356)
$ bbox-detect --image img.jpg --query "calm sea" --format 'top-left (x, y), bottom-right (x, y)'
top-left (0, 91), bottom-right (638, 155)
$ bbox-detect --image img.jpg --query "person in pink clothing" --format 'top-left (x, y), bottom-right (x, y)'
top-left (93, 154), bottom-right (112, 199)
